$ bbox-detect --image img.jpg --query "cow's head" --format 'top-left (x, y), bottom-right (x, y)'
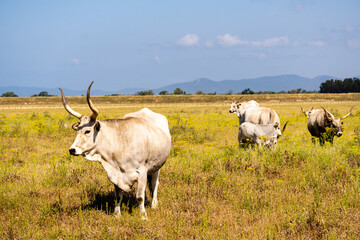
top-left (300, 106), bottom-right (313, 118)
top-left (228, 97), bottom-right (244, 113)
top-left (273, 122), bottom-right (282, 138)
top-left (321, 106), bottom-right (353, 137)
top-left (60, 82), bottom-right (100, 156)
top-left (266, 123), bottom-right (282, 148)
top-left (229, 101), bottom-right (240, 113)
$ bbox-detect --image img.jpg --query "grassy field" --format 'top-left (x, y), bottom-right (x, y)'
top-left (0, 94), bottom-right (360, 239)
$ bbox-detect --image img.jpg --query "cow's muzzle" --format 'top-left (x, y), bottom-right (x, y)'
top-left (69, 148), bottom-right (79, 156)
top-left (336, 132), bottom-right (343, 137)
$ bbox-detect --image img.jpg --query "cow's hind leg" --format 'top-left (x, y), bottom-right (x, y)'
top-left (319, 135), bottom-right (325, 146)
top-left (114, 184), bottom-right (123, 215)
top-left (136, 172), bottom-right (148, 220)
top-left (149, 170), bottom-right (160, 209)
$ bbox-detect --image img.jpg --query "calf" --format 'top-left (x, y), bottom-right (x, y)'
top-left (238, 122), bottom-right (282, 149)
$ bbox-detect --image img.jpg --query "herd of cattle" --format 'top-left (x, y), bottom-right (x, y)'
top-left (229, 98), bottom-right (353, 147)
top-left (59, 82), bottom-right (354, 219)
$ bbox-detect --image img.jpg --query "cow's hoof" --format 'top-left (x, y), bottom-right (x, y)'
top-left (115, 206), bottom-right (121, 215)
top-left (140, 211), bottom-right (148, 220)
top-left (151, 199), bottom-right (158, 209)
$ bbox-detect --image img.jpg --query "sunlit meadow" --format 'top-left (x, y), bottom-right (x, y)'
top-left (0, 94), bottom-right (359, 239)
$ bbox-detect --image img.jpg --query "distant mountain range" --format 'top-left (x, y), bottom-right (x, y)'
top-left (0, 74), bottom-right (355, 97)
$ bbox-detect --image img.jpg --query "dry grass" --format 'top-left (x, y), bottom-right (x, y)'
top-left (0, 95), bottom-right (360, 239)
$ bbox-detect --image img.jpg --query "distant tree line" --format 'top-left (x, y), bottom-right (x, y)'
top-left (2, 78), bottom-right (360, 97)
top-left (319, 78), bottom-right (360, 93)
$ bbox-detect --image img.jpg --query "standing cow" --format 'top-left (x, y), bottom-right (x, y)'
top-left (60, 82), bottom-right (171, 219)
top-left (229, 99), bottom-right (259, 117)
top-left (229, 100), bottom-right (280, 126)
top-left (302, 106), bottom-right (353, 145)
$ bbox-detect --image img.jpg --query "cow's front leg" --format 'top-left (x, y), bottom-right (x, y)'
top-left (136, 172), bottom-right (148, 220)
top-left (255, 138), bottom-right (262, 148)
top-left (114, 184), bottom-right (123, 215)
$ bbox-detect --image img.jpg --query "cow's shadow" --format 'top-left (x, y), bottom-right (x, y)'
top-left (83, 189), bottom-right (152, 215)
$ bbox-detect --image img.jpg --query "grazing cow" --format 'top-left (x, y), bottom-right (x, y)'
top-left (238, 122), bottom-right (286, 149)
top-left (304, 106), bottom-right (353, 145)
top-left (229, 99), bottom-right (259, 117)
top-left (59, 82), bottom-right (171, 219)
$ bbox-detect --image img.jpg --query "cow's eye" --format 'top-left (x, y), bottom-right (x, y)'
top-left (84, 130), bottom-right (91, 135)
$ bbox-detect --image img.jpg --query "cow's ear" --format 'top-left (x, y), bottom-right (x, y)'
top-left (95, 121), bottom-right (101, 131)
top-left (72, 122), bottom-right (80, 131)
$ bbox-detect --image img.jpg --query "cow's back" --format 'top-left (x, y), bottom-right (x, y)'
top-left (123, 108), bottom-right (170, 138)
top-left (239, 100), bottom-right (259, 112)
top-left (240, 107), bottom-right (280, 125)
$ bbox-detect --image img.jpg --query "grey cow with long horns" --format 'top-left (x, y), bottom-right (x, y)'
top-left (301, 106), bottom-right (354, 145)
top-left (59, 82), bottom-right (171, 219)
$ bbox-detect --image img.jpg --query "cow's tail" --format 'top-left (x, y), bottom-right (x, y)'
top-left (282, 121), bottom-right (289, 132)
top-left (270, 109), bottom-right (276, 123)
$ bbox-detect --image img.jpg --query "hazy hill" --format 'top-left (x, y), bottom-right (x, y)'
top-left (0, 74), bottom-right (341, 96)
top-left (153, 75), bottom-right (336, 94)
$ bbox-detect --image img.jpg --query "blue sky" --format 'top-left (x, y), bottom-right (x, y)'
top-left (0, 0), bottom-right (359, 91)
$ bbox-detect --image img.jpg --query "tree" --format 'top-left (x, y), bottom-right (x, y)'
top-left (241, 88), bottom-right (254, 95)
top-left (173, 88), bottom-right (185, 95)
top-left (1, 92), bottom-right (18, 97)
top-left (195, 90), bottom-right (204, 95)
top-left (32, 91), bottom-right (52, 97)
top-left (136, 90), bottom-right (154, 96)
top-left (159, 90), bottom-right (169, 95)
top-left (320, 78), bottom-right (360, 93)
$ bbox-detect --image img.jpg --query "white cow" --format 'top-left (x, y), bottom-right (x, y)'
top-left (229, 100), bottom-right (280, 127)
top-left (238, 122), bottom-right (283, 149)
top-left (60, 82), bottom-right (171, 219)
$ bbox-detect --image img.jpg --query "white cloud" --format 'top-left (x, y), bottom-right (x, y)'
top-left (154, 56), bottom-right (161, 64)
top-left (308, 40), bottom-right (326, 47)
top-left (347, 39), bottom-right (360, 48)
top-left (345, 26), bottom-right (355, 33)
top-left (217, 34), bottom-right (289, 47)
top-left (71, 58), bottom-right (80, 64)
top-left (217, 34), bottom-right (249, 46)
top-left (176, 34), bottom-right (200, 46)
top-left (252, 36), bottom-right (289, 47)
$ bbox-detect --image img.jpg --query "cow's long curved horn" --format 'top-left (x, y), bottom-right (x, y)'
top-left (87, 81), bottom-right (99, 120)
top-left (59, 88), bottom-right (82, 119)
top-left (321, 106), bottom-right (332, 120)
top-left (300, 107), bottom-right (308, 117)
top-left (341, 106), bottom-right (354, 120)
